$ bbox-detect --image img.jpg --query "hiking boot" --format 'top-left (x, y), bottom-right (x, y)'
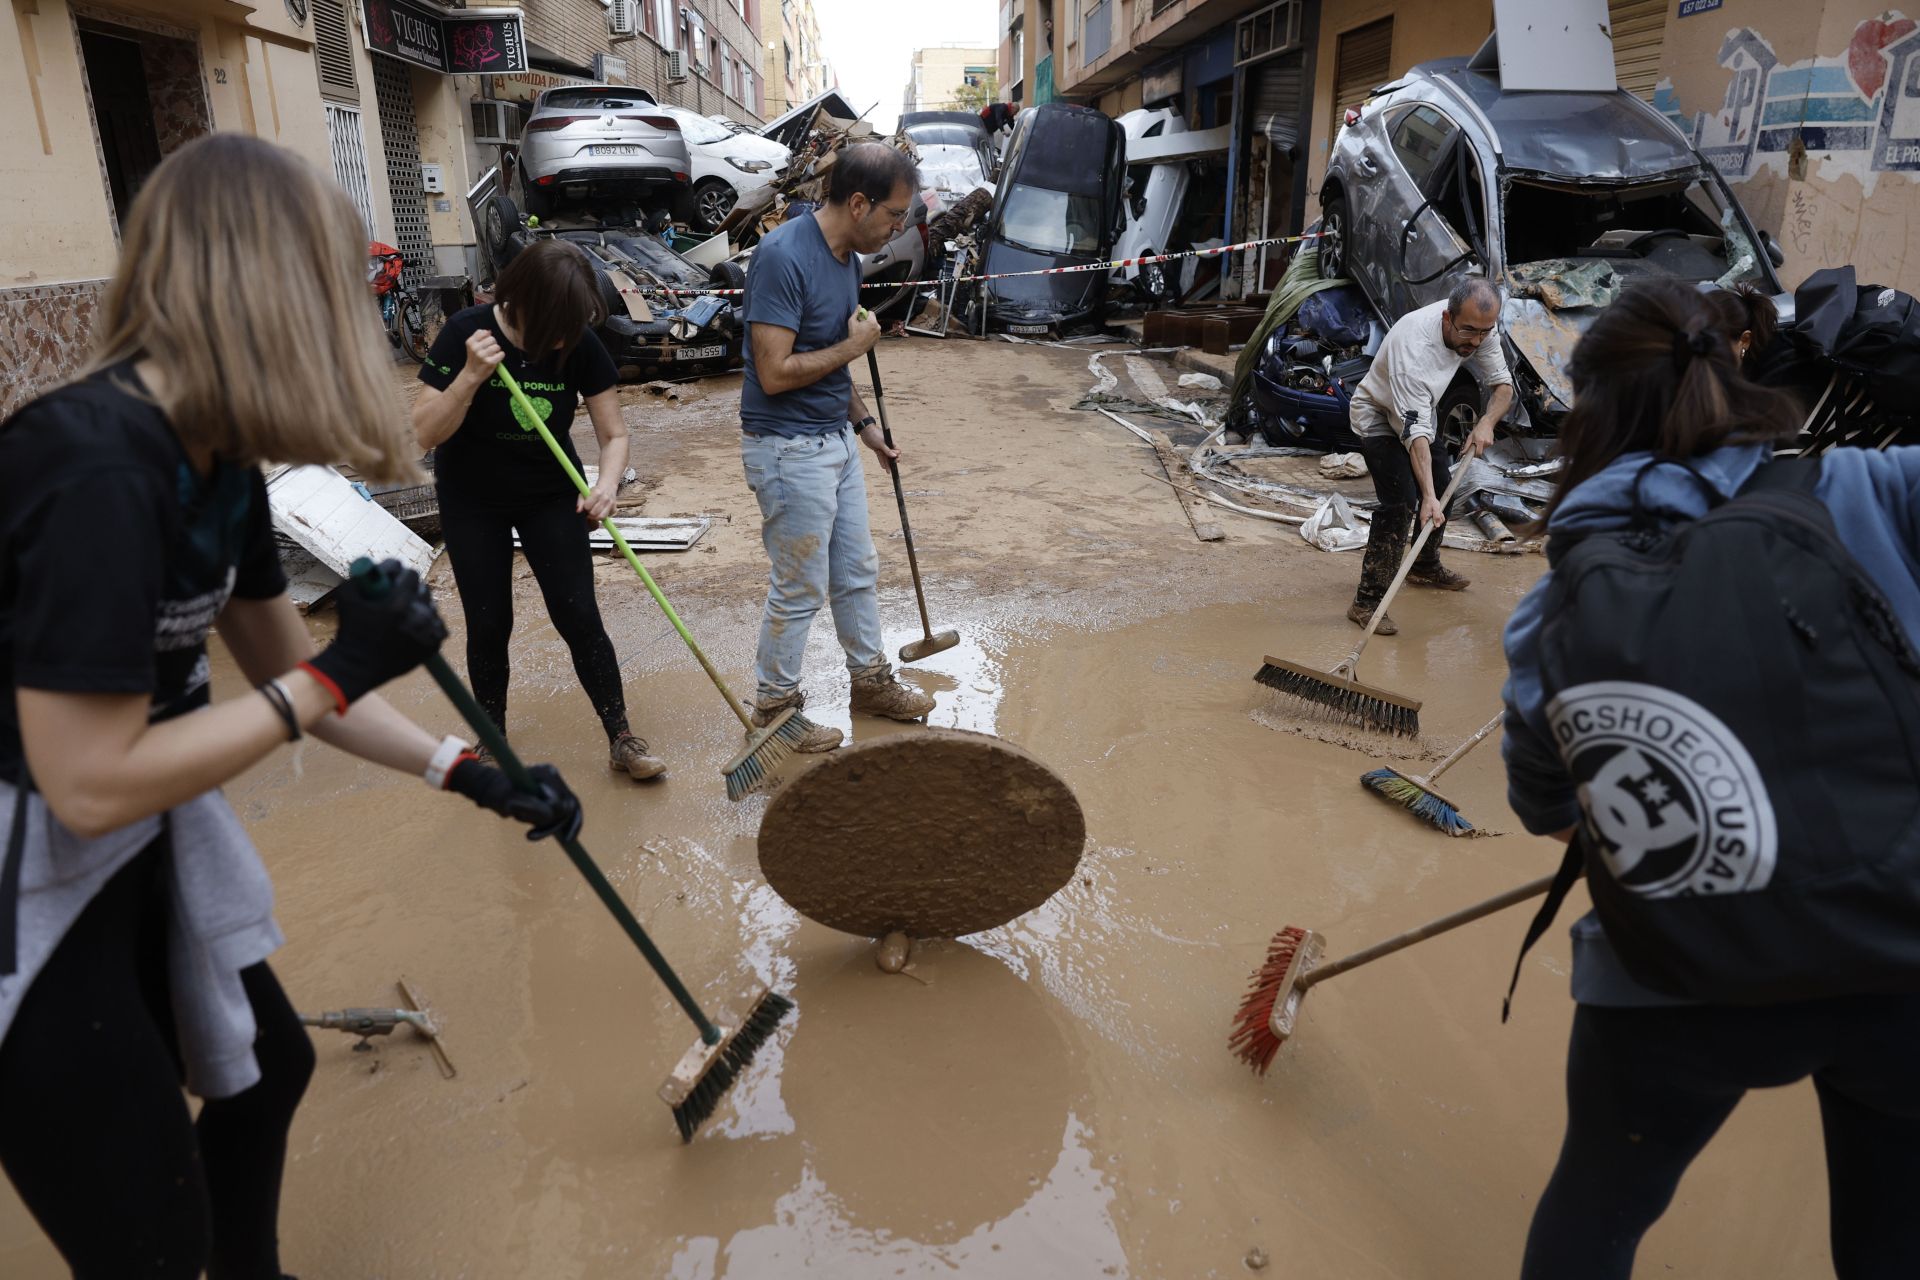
top-left (609, 732), bottom-right (666, 781)
top-left (849, 671), bottom-right (936, 721)
top-left (750, 692), bottom-right (843, 754)
top-left (1346, 601), bottom-right (1398, 636)
top-left (1406, 562), bottom-right (1471, 591)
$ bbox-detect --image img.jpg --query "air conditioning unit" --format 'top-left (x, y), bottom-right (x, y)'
top-left (607, 0), bottom-right (638, 37)
top-left (593, 53), bottom-right (628, 83)
top-left (666, 49), bottom-right (689, 83)
top-left (469, 99), bottom-right (519, 146)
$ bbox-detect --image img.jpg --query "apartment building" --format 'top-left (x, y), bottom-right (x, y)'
top-left (903, 43), bottom-right (996, 115)
top-left (759, 0), bottom-right (831, 120)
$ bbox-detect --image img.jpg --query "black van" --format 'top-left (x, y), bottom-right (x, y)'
top-left (977, 103), bottom-right (1126, 335)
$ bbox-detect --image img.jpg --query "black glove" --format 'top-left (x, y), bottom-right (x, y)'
top-left (446, 758), bottom-right (583, 843)
top-left (304, 560), bottom-right (447, 708)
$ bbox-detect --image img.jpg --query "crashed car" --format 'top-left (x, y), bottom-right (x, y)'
top-left (1318, 51), bottom-right (1786, 439)
top-left (473, 173), bottom-right (744, 382)
top-left (976, 102), bottom-right (1127, 334)
top-left (516, 85), bottom-right (692, 222)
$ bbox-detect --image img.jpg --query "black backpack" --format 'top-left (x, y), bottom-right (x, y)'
top-left (1506, 458), bottom-right (1920, 1011)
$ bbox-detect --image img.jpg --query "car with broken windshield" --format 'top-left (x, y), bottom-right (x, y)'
top-left (1316, 49), bottom-right (1787, 439)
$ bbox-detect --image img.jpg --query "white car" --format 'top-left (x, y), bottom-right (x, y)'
top-left (658, 105), bottom-right (789, 232)
top-left (1114, 106), bottom-right (1191, 303)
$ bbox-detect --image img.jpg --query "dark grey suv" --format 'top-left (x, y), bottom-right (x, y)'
top-left (1318, 56), bottom-right (1786, 432)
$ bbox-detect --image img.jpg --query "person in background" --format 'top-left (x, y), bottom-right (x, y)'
top-left (738, 143), bottom-right (938, 752)
top-left (0, 135), bottom-right (580, 1279)
top-left (1502, 279), bottom-right (1920, 1277)
top-left (413, 240), bottom-right (666, 782)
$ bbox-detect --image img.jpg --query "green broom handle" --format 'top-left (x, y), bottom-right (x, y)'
top-left (495, 365), bottom-right (752, 731)
top-left (347, 559), bottom-right (722, 1047)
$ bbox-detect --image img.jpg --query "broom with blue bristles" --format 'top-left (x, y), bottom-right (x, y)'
top-left (1359, 712), bottom-right (1502, 836)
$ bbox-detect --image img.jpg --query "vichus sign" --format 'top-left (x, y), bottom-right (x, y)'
top-left (362, 0), bottom-right (527, 74)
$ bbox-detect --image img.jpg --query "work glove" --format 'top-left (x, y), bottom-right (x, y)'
top-left (445, 758), bottom-right (584, 844)
top-left (302, 560), bottom-right (447, 710)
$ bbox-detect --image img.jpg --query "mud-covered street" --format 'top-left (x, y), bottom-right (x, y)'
top-left (1, 339), bottom-right (1831, 1277)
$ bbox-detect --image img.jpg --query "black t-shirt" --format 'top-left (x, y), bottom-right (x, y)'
top-left (0, 366), bottom-right (287, 778)
top-left (419, 305), bottom-right (619, 513)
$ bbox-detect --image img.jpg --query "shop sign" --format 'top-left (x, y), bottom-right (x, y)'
top-left (362, 0), bottom-right (528, 74)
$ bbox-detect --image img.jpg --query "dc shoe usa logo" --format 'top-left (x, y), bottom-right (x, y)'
top-left (1546, 682), bottom-right (1777, 898)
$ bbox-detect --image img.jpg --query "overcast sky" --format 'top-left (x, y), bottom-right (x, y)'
top-left (810, 0), bottom-right (997, 134)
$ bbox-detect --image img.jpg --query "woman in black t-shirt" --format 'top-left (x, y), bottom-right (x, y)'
top-left (414, 240), bottom-right (666, 781)
top-left (0, 136), bottom-right (582, 1277)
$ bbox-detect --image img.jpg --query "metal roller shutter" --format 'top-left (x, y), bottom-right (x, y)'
top-left (1609, 0), bottom-right (1667, 101)
top-left (1252, 50), bottom-right (1307, 157)
top-left (1332, 18), bottom-right (1392, 140)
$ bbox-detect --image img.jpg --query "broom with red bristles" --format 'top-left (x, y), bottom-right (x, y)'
top-left (1229, 874), bottom-right (1558, 1073)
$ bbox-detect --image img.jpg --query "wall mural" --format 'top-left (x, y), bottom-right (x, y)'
top-left (1653, 14), bottom-right (1920, 185)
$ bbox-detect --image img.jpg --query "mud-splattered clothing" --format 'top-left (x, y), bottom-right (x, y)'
top-left (1350, 300), bottom-right (1510, 446)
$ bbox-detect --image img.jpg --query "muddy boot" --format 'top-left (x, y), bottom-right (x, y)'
top-left (750, 690), bottom-right (843, 754)
top-left (1349, 512), bottom-right (1408, 636)
top-left (1407, 535), bottom-right (1470, 591)
top-left (849, 671), bottom-right (936, 722)
top-left (609, 732), bottom-right (667, 781)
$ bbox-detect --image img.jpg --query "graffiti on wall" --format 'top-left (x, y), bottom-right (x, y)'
top-left (1653, 14), bottom-right (1920, 187)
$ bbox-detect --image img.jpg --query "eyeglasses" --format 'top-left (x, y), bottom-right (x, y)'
top-left (869, 198), bottom-right (911, 227)
top-left (1452, 321), bottom-right (1497, 338)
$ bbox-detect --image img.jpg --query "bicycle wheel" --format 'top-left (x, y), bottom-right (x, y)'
top-left (398, 294), bottom-right (431, 362)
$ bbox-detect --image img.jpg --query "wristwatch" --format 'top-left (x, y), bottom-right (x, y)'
top-left (855, 415), bottom-right (877, 430)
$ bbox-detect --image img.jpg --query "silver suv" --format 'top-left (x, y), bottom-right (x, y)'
top-left (1318, 55), bottom-right (1785, 431)
top-left (517, 85), bottom-right (691, 220)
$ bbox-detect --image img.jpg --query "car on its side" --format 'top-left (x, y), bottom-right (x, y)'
top-left (1319, 54), bottom-right (1786, 439)
top-left (658, 104), bottom-right (789, 233)
top-left (516, 84), bottom-right (691, 221)
top-left (1114, 106), bottom-right (1191, 304)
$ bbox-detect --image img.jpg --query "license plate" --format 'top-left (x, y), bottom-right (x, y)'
top-left (676, 344), bottom-right (726, 361)
top-left (589, 145), bottom-right (645, 157)
top-left (1009, 323), bottom-right (1049, 334)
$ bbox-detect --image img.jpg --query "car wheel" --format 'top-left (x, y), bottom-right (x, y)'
top-left (1436, 375), bottom-right (1483, 454)
top-left (1137, 256), bottom-right (1171, 304)
top-left (692, 179), bottom-right (737, 233)
top-left (707, 261), bottom-right (747, 295)
top-left (485, 194), bottom-right (522, 272)
top-left (1319, 192), bottom-right (1348, 281)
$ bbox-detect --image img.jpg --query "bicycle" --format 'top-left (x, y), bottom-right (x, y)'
top-left (368, 243), bottom-right (431, 363)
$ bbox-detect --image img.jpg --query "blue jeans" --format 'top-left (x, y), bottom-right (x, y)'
top-left (741, 427), bottom-right (888, 703)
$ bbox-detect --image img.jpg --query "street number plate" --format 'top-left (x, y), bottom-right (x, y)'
top-left (589, 145), bottom-right (646, 156)
top-left (1009, 324), bottom-right (1049, 334)
top-left (676, 344), bottom-right (726, 360)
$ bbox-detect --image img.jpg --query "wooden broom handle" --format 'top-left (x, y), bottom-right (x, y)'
top-left (1299, 873), bottom-right (1557, 990)
top-left (1419, 712), bottom-right (1505, 787)
top-left (1338, 462), bottom-right (1471, 674)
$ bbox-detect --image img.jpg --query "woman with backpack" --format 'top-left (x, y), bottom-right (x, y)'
top-left (0, 135), bottom-right (582, 1277)
top-left (412, 241), bottom-right (666, 782)
top-left (1502, 278), bottom-right (1920, 1277)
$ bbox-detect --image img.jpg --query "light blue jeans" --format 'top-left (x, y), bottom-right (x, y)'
top-left (740, 426), bottom-right (888, 703)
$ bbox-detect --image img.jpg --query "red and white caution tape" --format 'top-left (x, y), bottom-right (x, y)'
top-left (618, 230), bottom-right (1324, 300)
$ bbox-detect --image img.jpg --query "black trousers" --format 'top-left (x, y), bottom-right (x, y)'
top-left (0, 839), bottom-right (314, 1279)
top-left (1355, 432), bottom-right (1452, 522)
top-left (440, 494), bottom-right (630, 742)
top-left (1521, 996), bottom-right (1920, 1279)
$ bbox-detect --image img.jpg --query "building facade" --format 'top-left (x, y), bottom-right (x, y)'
top-left (903, 44), bottom-right (996, 115)
top-left (997, 0), bottom-right (1057, 108)
top-left (758, 0), bottom-right (830, 120)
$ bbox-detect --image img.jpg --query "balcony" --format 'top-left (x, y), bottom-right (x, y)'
top-left (1059, 0), bottom-right (1291, 97)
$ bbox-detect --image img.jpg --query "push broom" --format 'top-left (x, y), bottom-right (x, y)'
top-left (347, 560), bottom-right (792, 1141)
top-left (1228, 872), bottom-right (1555, 1073)
top-left (496, 366), bottom-right (814, 800)
top-left (1360, 711), bottom-right (1503, 836)
top-left (866, 349), bottom-right (958, 663)
top-left (1254, 466), bottom-right (1470, 738)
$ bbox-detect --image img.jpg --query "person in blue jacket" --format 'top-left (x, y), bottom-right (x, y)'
top-left (1501, 279), bottom-right (1920, 1277)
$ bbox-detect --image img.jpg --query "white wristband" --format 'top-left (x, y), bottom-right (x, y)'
top-left (424, 734), bottom-right (470, 790)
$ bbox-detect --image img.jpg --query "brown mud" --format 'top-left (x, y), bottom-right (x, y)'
top-left (1, 340), bottom-right (1829, 1276)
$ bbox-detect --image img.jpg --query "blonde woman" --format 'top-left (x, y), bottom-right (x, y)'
top-left (0, 135), bottom-right (580, 1278)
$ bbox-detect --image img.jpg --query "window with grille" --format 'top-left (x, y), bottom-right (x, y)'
top-left (313, 0), bottom-right (356, 103)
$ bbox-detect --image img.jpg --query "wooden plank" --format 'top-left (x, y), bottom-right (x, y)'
top-left (266, 465), bottom-right (435, 581)
top-left (1146, 428), bottom-right (1225, 543)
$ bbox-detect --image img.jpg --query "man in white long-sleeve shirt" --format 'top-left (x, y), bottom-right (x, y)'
top-left (1346, 278), bottom-right (1513, 634)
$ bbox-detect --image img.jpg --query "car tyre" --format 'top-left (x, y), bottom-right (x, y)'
top-left (1318, 192), bottom-right (1349, 281)
top-left (1436, 374), bottom-right (1484, 454)
top-left (691, 178), bottom-right (738, 233)
top-left (1136, 254), bottom-right (1172, 305)
top-left (485, 194), bottom-right (523, 273)
top-left (707, 261), bottom-right (747, 295)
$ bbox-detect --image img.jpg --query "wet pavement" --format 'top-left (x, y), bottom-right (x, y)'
top-left (0, 340), bottom-right (1832, 1276)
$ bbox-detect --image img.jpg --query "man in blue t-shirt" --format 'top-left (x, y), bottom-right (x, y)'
top-left (739, 143), bottom-right (937, 750)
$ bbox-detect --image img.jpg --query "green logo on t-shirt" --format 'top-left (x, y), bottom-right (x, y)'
top-left (509, 394), bottom-right (553, 435)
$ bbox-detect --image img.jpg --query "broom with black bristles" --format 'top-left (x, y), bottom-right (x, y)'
top-left (1254, 466), bottom-right (1470, 739)
top-left (1360, 712), bottom-right (1503, 836)
top-left (1228, 873), bottom-right (1556, 1073)
top-left (497, 366), bottom-right (814, 800)
top-left (348, 560), bottom-right (792, 1141)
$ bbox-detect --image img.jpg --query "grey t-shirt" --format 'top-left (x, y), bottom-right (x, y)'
top-left (741, 212), bottom-right (862, 437)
